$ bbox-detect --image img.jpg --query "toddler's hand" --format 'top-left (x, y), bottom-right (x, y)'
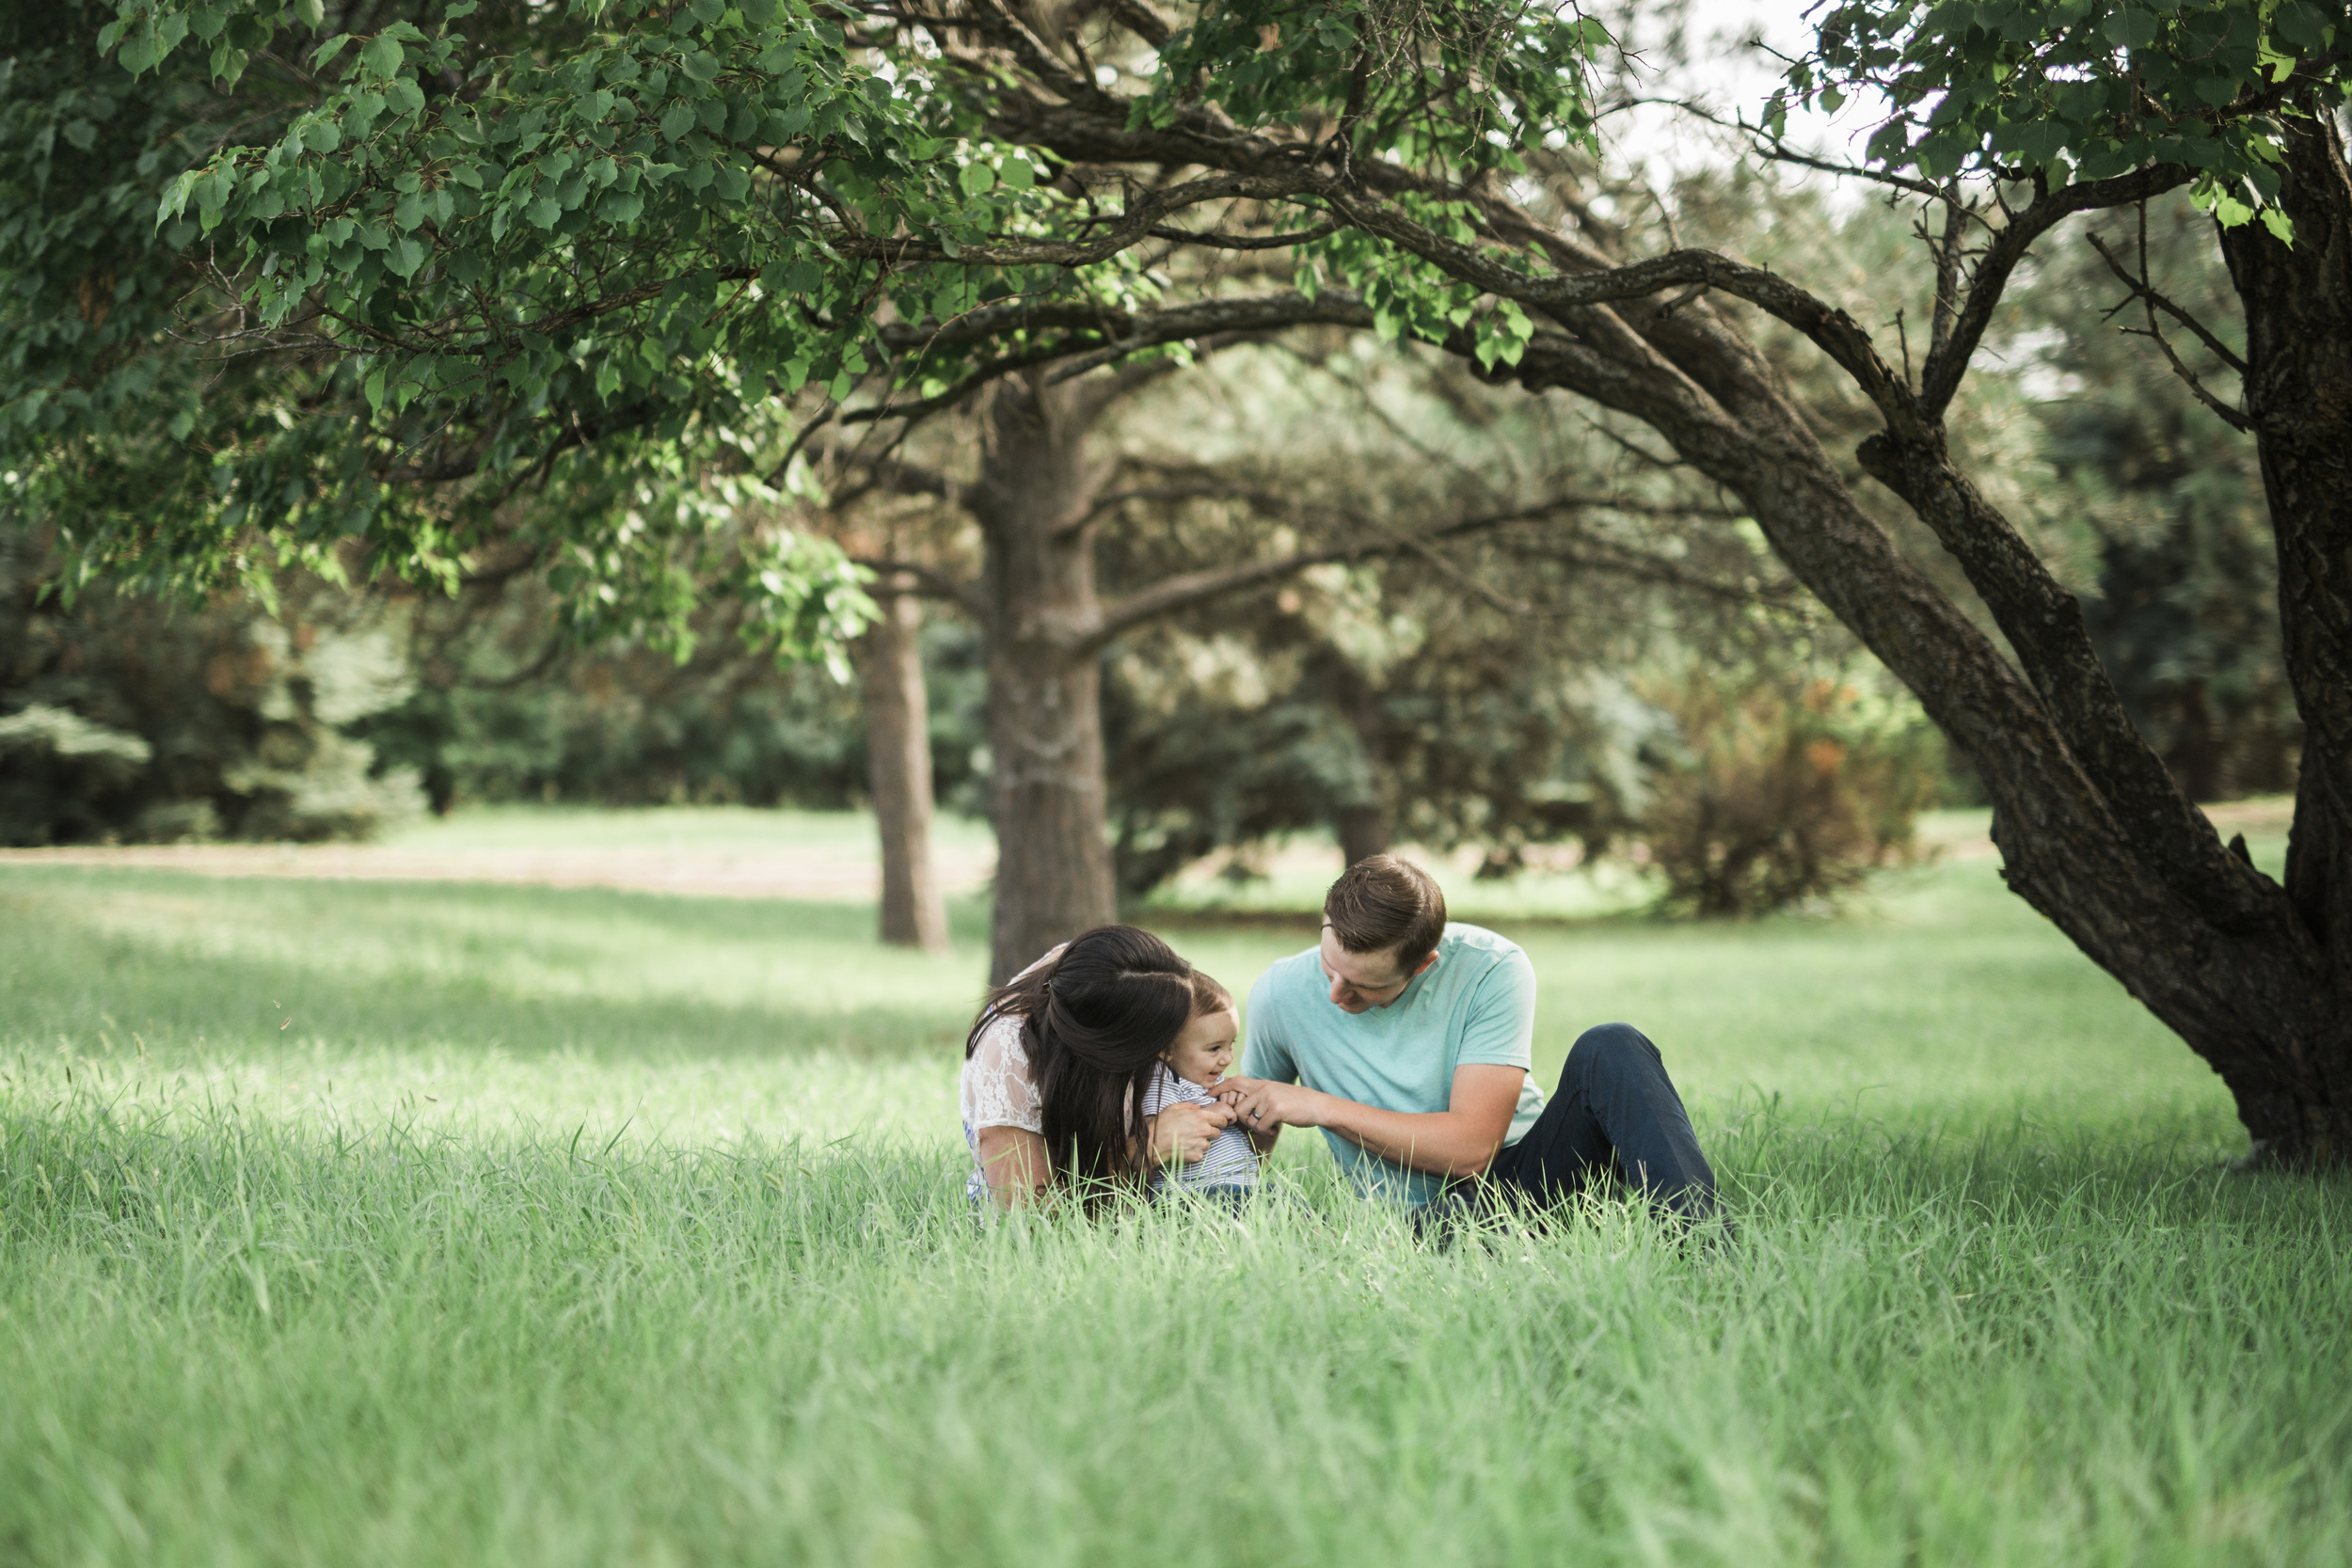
top-left (1152, 1100), bottom-right (1235, 1167)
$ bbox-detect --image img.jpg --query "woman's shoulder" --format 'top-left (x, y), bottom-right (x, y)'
top-left (966, 1007), bottom-right (1031, 1067)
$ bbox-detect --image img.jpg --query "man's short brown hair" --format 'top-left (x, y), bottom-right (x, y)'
top-left (1323, 855), bottom-right (1447, 972)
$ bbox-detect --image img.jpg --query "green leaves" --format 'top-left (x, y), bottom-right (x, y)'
top-left (2275, 1), bottom-right (2334, 46)
top-left (18, 0), bottom-right (929, 651)
top-left (1796, 0), bottom-right (2350, 230)
top-left (1140, 0), bottom-right (1605, 174)
top-left (361, 33), bottom-right (404, 77)
top-left (36, 0), bottom-right (1622, 658)
top-left (2102, 7), bottom-right (2158, 47)
top-left (1471, 299), bottom-right (1536, 372)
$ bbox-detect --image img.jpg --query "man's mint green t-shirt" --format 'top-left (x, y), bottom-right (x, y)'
top-left (1243, 923), bottom-right (1546, 1206)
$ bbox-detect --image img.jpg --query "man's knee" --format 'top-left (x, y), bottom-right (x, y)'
top-left (1565, 1022), bottom-right (1659, 1085)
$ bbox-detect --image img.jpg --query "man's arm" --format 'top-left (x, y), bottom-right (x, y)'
top-left (1236, 977), bottom-right (1296, 1156)
top-left (1218, 1065), bottom-right (1524, 1179)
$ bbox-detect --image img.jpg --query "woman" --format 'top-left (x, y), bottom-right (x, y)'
top-left (961, 926), bottom-right (1239, 1210)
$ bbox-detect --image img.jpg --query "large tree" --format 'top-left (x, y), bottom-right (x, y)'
top-left (1783, 0), bottom-right (2352, 1161)
top-left (9, 0), bottom-right (2352, 1158)
top-left (820, 352), bottom-right (1675, 978)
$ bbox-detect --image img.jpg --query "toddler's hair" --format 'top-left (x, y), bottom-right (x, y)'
top-left (1187, 969), bottom-right (1233, 1018)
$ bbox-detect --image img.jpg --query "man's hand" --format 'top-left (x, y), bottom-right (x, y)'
top-left (1215, 1075), bottom-right (1327, 1132)
top-left (1221, 1065), bottom-right (1524, 1180)
top-left (1149, 1100), bottom-right (1237, 1168)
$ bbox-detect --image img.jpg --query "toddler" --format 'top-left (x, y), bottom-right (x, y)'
top-left (1141, 971), bottom-right (1261, 1201)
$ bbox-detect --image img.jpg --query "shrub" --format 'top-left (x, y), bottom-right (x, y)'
top-left (1637, 671), bottom-right (1944, 917)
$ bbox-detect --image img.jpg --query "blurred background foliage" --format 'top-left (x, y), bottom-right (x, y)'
top-left (343, 575), bottom-right (984, 816)
top-left (0, 154), bottom-right (2296, 915)
top-left (1, 526), bottom-right (421, 846)
top-left (2026, 198), bottom-right (2296, 803)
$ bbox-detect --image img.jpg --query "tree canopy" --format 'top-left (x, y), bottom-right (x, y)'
top-left (1783, 0), bottom-right (2347, 235)
top-left (2, 0), bottom-right (1616, 648)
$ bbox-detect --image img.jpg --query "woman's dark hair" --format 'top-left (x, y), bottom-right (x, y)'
top-left (964, 926), bottom-right (1195, 1203)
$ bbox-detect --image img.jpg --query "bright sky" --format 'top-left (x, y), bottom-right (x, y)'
top-left (1613, 0), bottom-right (1871, 176)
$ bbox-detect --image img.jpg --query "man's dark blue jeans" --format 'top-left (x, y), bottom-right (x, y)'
top-left (1471, 1022), bottom-right (1720, 1224)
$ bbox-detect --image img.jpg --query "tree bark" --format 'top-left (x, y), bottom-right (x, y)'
top-left (851, 582), bottom-right (949, 952)
top-left (2210, 106), bottom-right (2352, 1162)
top-left (971, 371), bottom-right (1123, 982)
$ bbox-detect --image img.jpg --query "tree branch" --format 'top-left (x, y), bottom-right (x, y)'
top-left (1082, 481), bottom-right (1266, 520)
top-left (992, 97), bottom-right (2191, 443)
top-left (1916, 163), bottom-right (2196, 419)
top-left (1855, 431), bottom-right (2282, 932)
top-left (832, 171), bottom-right (1313, 268)
top-left (1106, 0), bottom-right (1173, 46)
top-left (1082, 498), bottom-right (1652, 654)
top-left (849, 556), bottom-right (984, 618)
top-left (1924, 194), bottom-right (1967, 380)
top-left (1147, 221), bottom-right (1339, 251)
top-left (829, 451), bottom-right (961, 512)
top-left (856, 292), bottom-right (1379, 428)
top-left (2085, 225), bottom-right (2254, 433)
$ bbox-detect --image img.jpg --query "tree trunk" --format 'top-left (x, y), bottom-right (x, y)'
top-left (2210, 106), bottom-right (2352, 1162)
top-left (1329, 660), bottom-right (1391, 863)
top-left (971, 371), bottom-right (1123, 982)
top-left (851, 582), bottom-right (949, 952)
top-left (1336, 804), bottom-right (1390, 866)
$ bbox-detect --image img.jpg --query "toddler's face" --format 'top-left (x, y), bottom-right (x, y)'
top-left (1164, 1007), bottom-right (1239, 1087)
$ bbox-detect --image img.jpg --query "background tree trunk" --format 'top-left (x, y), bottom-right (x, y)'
top-left (1329, 661), bottom-right (1391, 864)
top-left (851, 582), bottom-right (949, 953)
top-left (971, 372), bottom-right (1122, 982)
top-left (1336, 804), bottom-right (1390, 866)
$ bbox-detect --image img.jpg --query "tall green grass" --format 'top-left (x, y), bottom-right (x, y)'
top-left (5, 817), bottom-right (2348, 1566)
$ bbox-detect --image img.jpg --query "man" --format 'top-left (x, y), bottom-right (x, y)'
top-left (1218, 854), bottom-right (1720, 1221)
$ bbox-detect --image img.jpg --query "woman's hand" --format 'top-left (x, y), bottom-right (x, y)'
top-left (1149, 1100), bottom-right (1237, 1168)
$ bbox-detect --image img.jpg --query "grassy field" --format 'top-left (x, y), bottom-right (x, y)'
top-left (4, 810), bottom-right (2349, 1566)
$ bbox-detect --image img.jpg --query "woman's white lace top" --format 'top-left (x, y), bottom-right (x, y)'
top-left (959, 945), bottom-right (1059, 1202)
top-left (960, 1010), bottom-right (1044, 1138)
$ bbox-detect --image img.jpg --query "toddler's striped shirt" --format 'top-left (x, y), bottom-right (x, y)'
top-left (1141, 1065), bottom-right (1261, 1193)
